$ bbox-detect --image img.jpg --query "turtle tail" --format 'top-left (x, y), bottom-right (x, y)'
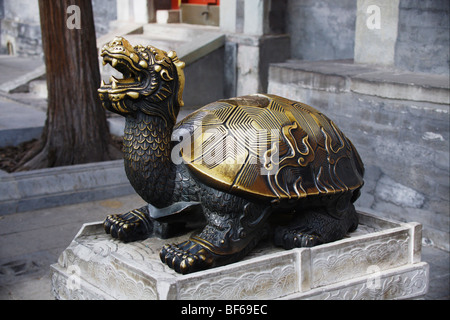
top-left (346, 138), bottom-right (364, 203)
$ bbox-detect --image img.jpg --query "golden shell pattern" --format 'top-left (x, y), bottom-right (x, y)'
top-left (175, 94), bottom-right (364, 202)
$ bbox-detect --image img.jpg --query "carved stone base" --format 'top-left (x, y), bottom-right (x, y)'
top-left (50, 210), bottom-right (429, 300)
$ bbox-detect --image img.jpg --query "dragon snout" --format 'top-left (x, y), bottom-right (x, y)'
top-left (102, 36), bottom-right (135, 56)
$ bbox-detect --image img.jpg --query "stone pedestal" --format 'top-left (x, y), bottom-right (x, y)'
top-left (51, 210), bottom-right (429, 300)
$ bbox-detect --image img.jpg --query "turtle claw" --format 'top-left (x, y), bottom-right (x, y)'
top-left (103, 206), bottom-right (153, 242)
top-left (274, 227), bottom-right (323, 249)
top-left (160, 241), bottom-right (214, 274)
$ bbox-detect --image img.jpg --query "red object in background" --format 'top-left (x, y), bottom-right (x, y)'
top-left (171, 0), bottom-right (179, 9)
top-left (171, 0), bottom-right (220, 9)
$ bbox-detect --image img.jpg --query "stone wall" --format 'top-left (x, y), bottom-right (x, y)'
top-left (354, 0), bottom-right (449, 75)
top-left (0, 0), bottom-right (117, 56)
top-left (0, 0), bottom-right (42, 56)
top-left (286, 0), bottom-right (357, 61)
top-left (395, 0), bottom-right (449, 75)
top-left (287, 0), bottom-right (449, 75)
top-left (183, 45), bottom-right (225, 108)
top-left (0, 0), bottom-right (3, 53)
top-left (220, 0), bottom-right (291, 97)
top-left (92, 0), bottom-right (118, 37)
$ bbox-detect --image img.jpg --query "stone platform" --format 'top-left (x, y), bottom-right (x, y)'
top-left (50, 210), bottom-right (429, 300)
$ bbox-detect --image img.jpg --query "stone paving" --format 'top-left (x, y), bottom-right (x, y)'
top-left (0, 194), bottom-right (147, 300)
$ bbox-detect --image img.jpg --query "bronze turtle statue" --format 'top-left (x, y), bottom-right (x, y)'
top-left (98, 37), bottom-right (364, 274)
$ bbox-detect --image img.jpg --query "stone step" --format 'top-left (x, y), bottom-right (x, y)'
top-left (0, 159), bottom-right (134, 215)
top-left (142, 23), bottom-right (221, 42)
top-left (269, 59), bottom-right (449, 105)
top-left (0, 55), bottom-right (46, 94)
top-left (28, 80), bottom-right (47, 98)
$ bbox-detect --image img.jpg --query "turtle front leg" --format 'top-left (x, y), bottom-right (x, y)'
top-left (104, 203), bottom-right (203, 242)
top-left (160, 239), bottom-right (214, 274)
top-left (104, 206), bottom-right (153, 242)
top-left (160, 202), bottom-right (272, 274)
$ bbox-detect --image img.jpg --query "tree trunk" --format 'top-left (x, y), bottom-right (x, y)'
top-left (17, 0), bottom-right (118, 170)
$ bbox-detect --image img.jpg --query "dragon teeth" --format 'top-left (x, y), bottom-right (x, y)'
top-left (112, 58), bottom-right (118, 67)
top-left (127, 92), bottom-right (139, 99)
top-left (139, 60), bottom-right (148, 69)
top-left (130, 53), bottom-right (139, 63)
top-left (110, 76), bottom-right (118, 89)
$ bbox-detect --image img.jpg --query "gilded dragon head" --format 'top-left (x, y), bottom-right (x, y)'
top-left (98, 37), bottom-right (185, 125)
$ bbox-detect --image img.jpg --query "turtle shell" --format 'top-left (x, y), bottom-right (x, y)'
top-left (174, 94), bottom-right (364, 201)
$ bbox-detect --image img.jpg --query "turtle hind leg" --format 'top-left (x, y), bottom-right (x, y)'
top-left (274, 224), bottom-right (323, 249)
top-left (274, 200), bottom-right (358, 249)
